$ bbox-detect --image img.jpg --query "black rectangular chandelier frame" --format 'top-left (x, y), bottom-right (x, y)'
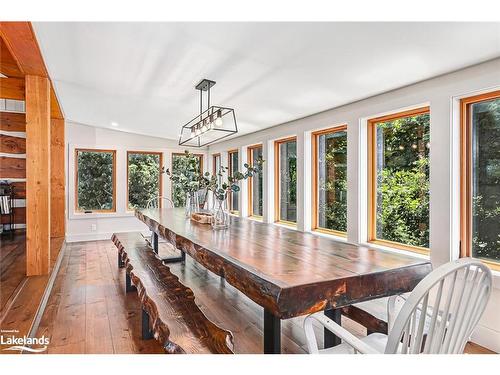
top-left (178, 79), bottom-right (238, 148)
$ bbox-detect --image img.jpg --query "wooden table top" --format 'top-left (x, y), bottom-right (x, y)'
top-left (136, 208), bottom-right (432, 319)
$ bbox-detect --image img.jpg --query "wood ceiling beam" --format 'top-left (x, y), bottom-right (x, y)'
top-left (0, 21), bottom-right (64, 119)
top-left (0, 38), bottom-right (23, 78)
top-left (0, 22), bottom-right (48, 77)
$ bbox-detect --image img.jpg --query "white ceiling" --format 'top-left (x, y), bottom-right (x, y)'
top-left (33, 22), bottom-right (500, 141)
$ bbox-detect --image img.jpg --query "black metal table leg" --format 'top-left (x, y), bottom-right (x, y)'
top-left (152, 232), bottom-right (159, 254)
top-left (324, 308), bottom-right (342, 348)
top-left (263, 309), bottom-right (281, 354)
top-left (142, 308), bottom-right (154, 340)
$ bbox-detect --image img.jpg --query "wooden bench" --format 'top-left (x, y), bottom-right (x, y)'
top-left (111, 232), bottom-right (234, 354)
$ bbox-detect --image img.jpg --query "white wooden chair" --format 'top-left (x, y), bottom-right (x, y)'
top-left (303, 258), bottom-right (492, 354)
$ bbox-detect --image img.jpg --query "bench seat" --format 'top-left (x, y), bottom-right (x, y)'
top-left (111, 232), bottom-right (234, 354)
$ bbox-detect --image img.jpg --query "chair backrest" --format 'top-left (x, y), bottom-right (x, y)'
top-left (146, 196), bottom-right (174, 209)
top-left (385, 258), bottom-right (492, 354)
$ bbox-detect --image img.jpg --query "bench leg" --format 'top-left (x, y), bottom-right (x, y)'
top-left (324, 308), bottom-right (342, 348)
top-left (142, 308), bottom-right (154, 340)
top-left (126, 272), bottom-right (136, 293)
top-left (118, 253), bottom-right (124, 268)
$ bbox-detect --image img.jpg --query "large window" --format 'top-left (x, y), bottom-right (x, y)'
top-left (228, 150), bottom-right (239, 214)
top-left (248, 145), bottom-right (263, 218)
top-left (75, 149), bottom-right (116, 212)
top-left (171, 152), bottom-right (203, 208)
top-left (127, 151), bottom-right (162, 210)
top-left (275, 137), bottom-right (297, 224)
top-left (312, 126), bottom-right (347, 235)
top-left (461, 90), bottom-right (500, 269)
top-left (368, 107), bottom-right (430, 253)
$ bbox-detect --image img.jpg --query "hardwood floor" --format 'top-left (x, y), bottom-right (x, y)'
top-left (0, 232), bottom-right (66, 354)
top-left (0, 230), bottom-right (26, 315)
top-left (35, 240), bottom-right (496, 354)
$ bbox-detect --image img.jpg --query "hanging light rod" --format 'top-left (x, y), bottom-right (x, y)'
top-left (178, 78), bottom-right (238, 148)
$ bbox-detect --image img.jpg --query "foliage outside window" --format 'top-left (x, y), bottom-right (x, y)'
top-left (368, 108), bottom-right (430, 252)
top-left (275, 138), bottom-right (297, 224)
top-left (462, 91), bottom-right (500, 267)
top-left (248, 145), bottom-right (263, 217)
top-left (171, 152), bottom-right (203, 208)
top-left (127, 152), bottom-right (162, 210)
top-left (228, 150), bottom-right (239, 213)
top-left (313, 126), bottom-right (347, 234)
top-left (75, 149), bottom-right (116, 212)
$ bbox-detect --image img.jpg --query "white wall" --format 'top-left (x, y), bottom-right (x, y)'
top-left (65, 122), bottom-right (208, 242)
top-left (207, 58), bottom-right (500, 352)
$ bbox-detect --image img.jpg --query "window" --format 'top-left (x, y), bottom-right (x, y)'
top-left (213, 153), bottom-right (221, 184)
top-left (127, 151), bottom-right (162, 210)
top-left (275, 137), bottom-right (297, 224)
top-left (368, 107), bottom-right (430, 253)
top-left (248, 145), bottom-right (263, 218)
top-left (228, 150), bottom-right (239, 214)
top-left (461, 90), bottom-right (500, 269)
top-left (171, 152), bottom-right (203, 208)
top-left (75, 149), bottom-right (116, 212)
top-left (312, 126), bottom-right (347, 235)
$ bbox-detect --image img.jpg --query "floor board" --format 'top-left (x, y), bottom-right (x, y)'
top-left (35, 240), bottom-right (496, 354)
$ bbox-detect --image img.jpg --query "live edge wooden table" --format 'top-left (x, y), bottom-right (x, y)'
top-left (136, 208), bottom-right (432, 354)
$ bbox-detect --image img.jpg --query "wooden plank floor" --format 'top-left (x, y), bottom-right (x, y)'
top-left (0, 230), bottom-right (27, 315)
top-left (35, 240), bottom-right (496, 354)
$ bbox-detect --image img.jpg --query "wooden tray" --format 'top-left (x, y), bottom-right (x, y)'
top-left (190, 212), bottom-right (213, 224)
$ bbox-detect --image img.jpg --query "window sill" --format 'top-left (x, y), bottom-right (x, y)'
top-left (362, 241), bottom-right (430, 261)
top-left (273, 221), bottom-right (298, 230)
top-left (70, 211), bottom-right (136, 220)
top-left (310, 229), bottom-right (348, 243)
top-left (248, 216), bottom-right (263, 222)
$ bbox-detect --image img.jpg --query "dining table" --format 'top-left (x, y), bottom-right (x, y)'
top-left (136, 207), bottom-right (432, 354)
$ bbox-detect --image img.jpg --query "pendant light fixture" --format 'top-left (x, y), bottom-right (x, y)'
top-left (178, 79), bottom-right (238, 147)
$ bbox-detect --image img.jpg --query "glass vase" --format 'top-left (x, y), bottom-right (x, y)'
top-left (185, 192), bottom-right (200, 218)
top-left (211, 195), bottom-right (229, 230)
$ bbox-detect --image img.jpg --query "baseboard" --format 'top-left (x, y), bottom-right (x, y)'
top-left (470, 324), bottom-right (500, 353)
top-left (66, 230), bottom-right (150, 243)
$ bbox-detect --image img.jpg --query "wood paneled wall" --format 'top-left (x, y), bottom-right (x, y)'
top-left (50, 118), bottom-right (65, 238)
top-left (2, 21), bottom-right (66, 276)
top-left (25, 75), bottom-right (51, 276)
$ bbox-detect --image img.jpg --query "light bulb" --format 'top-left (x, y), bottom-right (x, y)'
top-left (201, 121), bottom-right (208, 132)
top-left (191, 127), bottom-right (196, 137)
top-left (195, 126), bottom-right (201, 136)
top-left (215, 117), bottom-right (223, 127)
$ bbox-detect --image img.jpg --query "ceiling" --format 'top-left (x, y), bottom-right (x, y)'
top-left (33, 22), bottom-right (500, 141)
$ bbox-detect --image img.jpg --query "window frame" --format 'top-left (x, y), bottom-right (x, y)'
top-left (228, 149), bottom-right (239, 215)
top-left (367, 106), bottom-right (430, 255)
top-left (212, 153), bottom-right (221, 175)
top-left (74, 148), bottom-right (117, 213)
top-left (311, 125), bottom-right (348, 237)
top-left (247, 144), bottom-right (263, 219)
top-left (274, 136), bottom-right (298, 226)
top-left (460, 90), bottom-right (500, 271)
top-left (126, 150), bottom-right (163, 211)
